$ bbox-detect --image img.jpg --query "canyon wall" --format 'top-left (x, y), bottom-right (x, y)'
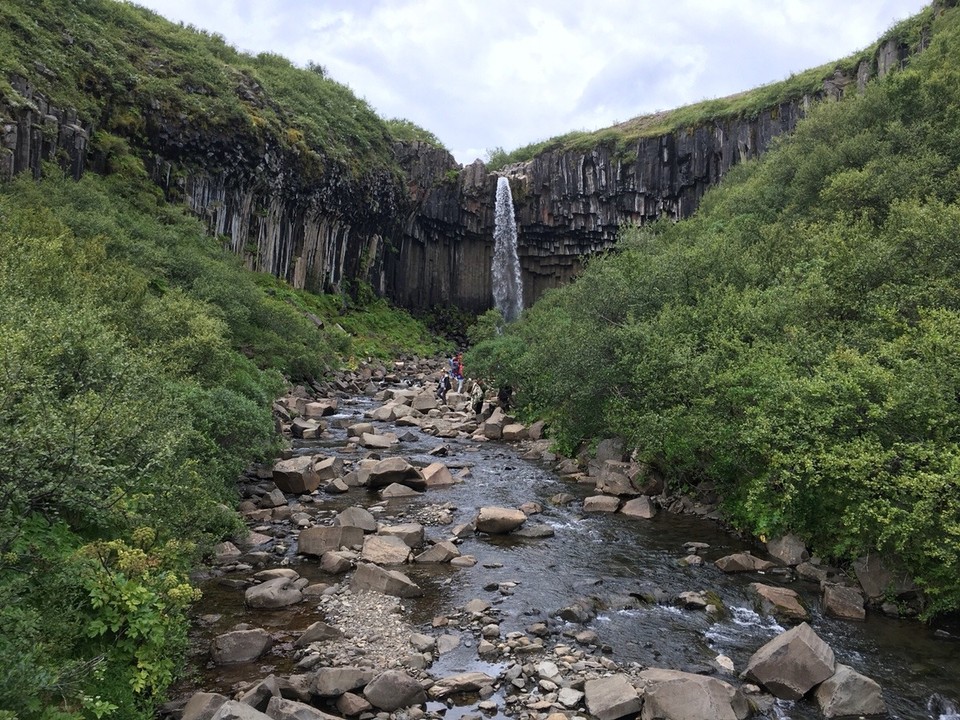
top-left (1, 37), bottom-right (919, 315)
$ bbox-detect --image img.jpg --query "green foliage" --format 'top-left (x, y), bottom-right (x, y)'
top-left (466, 309), bottom-right (507, 345)
top-left (479, 3), bottom-right (960, 616)
top-left (384, 117), bottom-right (446, 148)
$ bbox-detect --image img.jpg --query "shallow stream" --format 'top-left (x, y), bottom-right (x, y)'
top-left (183, 392), bottom-right (960, 719)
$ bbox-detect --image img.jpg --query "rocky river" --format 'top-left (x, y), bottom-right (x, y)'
top-left (166, 358), bottom-right (960, 720)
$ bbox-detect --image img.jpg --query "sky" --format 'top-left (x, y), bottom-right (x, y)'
top-left (131, 0), bottom-right (932, 165)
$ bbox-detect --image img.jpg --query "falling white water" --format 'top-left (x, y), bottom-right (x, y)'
top-left (493, 176), bottom-right (523, 323)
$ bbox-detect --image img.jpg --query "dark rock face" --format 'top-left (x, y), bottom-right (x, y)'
top-left (0, 38), bottom-right (917, 313)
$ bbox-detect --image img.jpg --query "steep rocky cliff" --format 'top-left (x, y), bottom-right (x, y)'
top-left (0, 30), bottom-right (924, 316)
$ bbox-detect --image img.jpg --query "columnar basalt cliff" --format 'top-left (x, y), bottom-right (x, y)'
top-left (0, 35), bottom-right (922, 315)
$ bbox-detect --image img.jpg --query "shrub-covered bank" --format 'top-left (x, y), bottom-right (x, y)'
top-left (0, 168), bottom-right (447, 719)
top-left (467, 4), bottom-right (960, 617)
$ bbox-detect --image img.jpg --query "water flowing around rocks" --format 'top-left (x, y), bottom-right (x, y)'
top-left (174, 360), bottom-right (960, 720)
top-left (493, 176), bottom-right (523, 323)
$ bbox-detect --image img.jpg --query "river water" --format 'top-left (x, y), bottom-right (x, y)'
top-left (185, 392), bottom-right (960, 720)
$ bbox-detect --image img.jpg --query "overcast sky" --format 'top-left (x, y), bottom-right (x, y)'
top-left (131, 0), bottom-right (931, 164)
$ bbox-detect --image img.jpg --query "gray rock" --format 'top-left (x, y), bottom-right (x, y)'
top-left (639, 668), bottom-right (749, 720)
top-left (475, 506), bottom-right (527, 533)
top-left (336, 692), bottom-right (372, 716)
top-left (182, 692), bottom-right (228, 720)
top-left (378, 522), bottom-right (425, 547)
top-left (714, 552), bottom-right (776, 573)
top-left (238, 675), bottom-right (280, 711)
top-left (421, 462), bottom-right (457, 488)
top-left (272, 456), bottom-right (321, 494)
top-left (380, 482), bottom-right (421, 498)
top-left (311, 667), bottom-right (377, 697)
top-left (363, 670), bottom-right (427, 711)
top-left (244, 577), bottom-right (302, 608)
top-left (821, 583), bottom-right (866, 621)
top-left (744, 622), bottom-right (836, 700)
top-left (336, 506), bottom-right (378, 533)
top-left (319, 551), bottom-right (354, 574)
top-left (265, 696), bottom-right (340, 719)
top-left (298, 526), bottom-right (364, 556)
top-left (748, 583), bottom-right (808, 623)
top-left (814, 664), bottom-right (887, 718)
top-left (367, 457), bottom-right (426, 490)
top-left (350, 562), bottom-right (423, 597)
top-left (210, 628), bottom-right (272, 664)
top-left (620, 495), bottom-right (656, 519)
top-left (766, 534), bottom-right (809, 566)
top-left (210, 700), bottom-right (271, 719)
top-left (427, 672), bottom-right (497, 700)
top-left (294, 621), bottom-right (342, 647)
top-left (361, 535), bottom-right (412, 564)
top-left (415, 540), bottom-right (461, 562)
top-left (583, 495), bottom-right (620, 512)
top-left (584, 674), bottom-right (641, 720)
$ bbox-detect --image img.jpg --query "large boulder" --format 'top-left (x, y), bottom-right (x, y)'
top-left (380, 482), bottom-right (421, 498)
top-left (583, 495), bottom-right (620, 513)
top-left (427, 672), bottom-right (497, 700)
top-left (294, 621), bottom-right (342, 648)
top-left (361, 535), bottom-right (412, 565)
top-left (714, 552), bottom-right (776, 573)
top-left (584, 674), bottom-right (641, 720)
top-left (210, 629), bottom-right (272, 664)
top-left (265, 697), bottom-right (339, 720)
top-left (244, 576), bottom-right (303, 608)
top-left (350, 562), bottom-right (423, 597)
top-left (304, 400), bottom-right (337, 418)
top-left (421, 462), bottom-right (456, 488)
top-left (744, 622), bottom-right (836, 700)
top-left (360, 432), bottom-right (398, 449)
top-left (336, 506), bottom-right (378, 533)
top-left (766, 534), bottom-right (809, 566)
top-left (367, 457), bottom-right (426, 490)
top-left (415, 541), bottom-right (460, 563)
top-left (639, 668), bottom-right (750, 720)
top-left (312, 667), bottom-right (376, 697)
top-left (363, 670), bottom-right (427, 711)
top-left (748, 583), bottom-right (809, 623)
top-left (210, 701), bottom-right (270, 720)
top-left (378, 523), bottom-right (425, 547)
top-left (271, 456), bottom-right (321, 494)
top-left (620, 496), bottom-right (656, 519)
top-left (298, 526), bottom-right (364, 556)
top-left (475, 506), bottom-right (527, 534)
top-left (182, 692), bottom-right (228, 720)
top-left (821, 583), bottom-right (866, 621)
top-left (814, 663), bottom-right (887, 718)
top-left (314, 456), bottom-right (342, 481)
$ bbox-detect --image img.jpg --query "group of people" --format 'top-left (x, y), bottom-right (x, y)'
top-left (435, 352), bottom-right (485, 414)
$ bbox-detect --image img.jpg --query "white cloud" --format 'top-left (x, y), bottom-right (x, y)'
top-left (129, 0), bottom-right (931, 163)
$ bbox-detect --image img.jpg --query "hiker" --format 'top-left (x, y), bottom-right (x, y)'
top-left (436, 371), bottom-right (452, 403)
top-left (470, 380), bottom-right (484, 415)
top-left (454, 352), bottom-right (464, 393)
top-left (497, 383), bottom-right (513, 411)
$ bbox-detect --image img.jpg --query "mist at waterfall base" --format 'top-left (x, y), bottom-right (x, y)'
top-left (493, 176), bottom-right (523, 323)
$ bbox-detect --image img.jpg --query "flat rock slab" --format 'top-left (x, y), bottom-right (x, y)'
top-left (638, 668), bottom-right (750, 720)
top-left (584, 674), bottom-right (641, 720)
top-left (427, 672), bottom-right (496, 700)
top-left (714, 552), bottom-right (776, 573)
top-left (350, 562), bottom-right (422, 597)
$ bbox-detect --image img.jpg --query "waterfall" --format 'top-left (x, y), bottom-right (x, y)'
top-left (493, 176), bottom-right (523, 323)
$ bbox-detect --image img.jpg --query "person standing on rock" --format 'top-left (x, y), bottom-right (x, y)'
top-left (470, 380), bottom-right (484, 415)
top-left (454, 352), bottom-right (464, 393)
top-left (437, 370), bottom-right (452, 404)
